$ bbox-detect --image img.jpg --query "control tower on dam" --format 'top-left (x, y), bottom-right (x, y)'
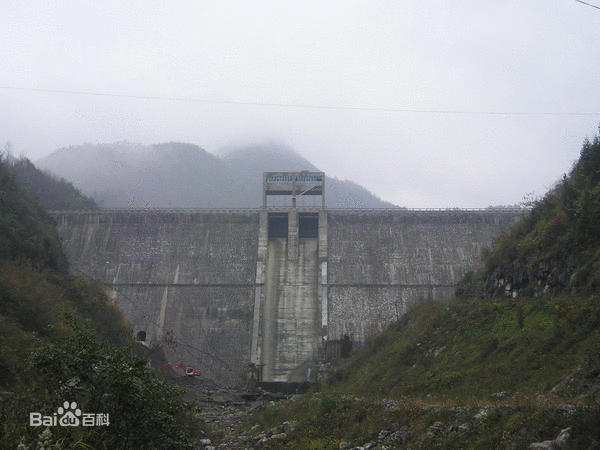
top-left (51, 172), bottom-right (524, 385)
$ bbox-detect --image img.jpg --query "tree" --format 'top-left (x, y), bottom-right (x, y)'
top-left (25, 322), bottom-right (198, 449)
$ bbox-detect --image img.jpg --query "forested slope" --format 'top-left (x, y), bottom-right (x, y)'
top-left (0, 155), bottom-right (203, 449)
top-left (7, 155), bottom-right (97, 210)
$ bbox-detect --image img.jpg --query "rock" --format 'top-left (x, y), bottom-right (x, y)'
top-left (282, 420), bottom-right (296, 433)
top-left (556, 405), bottom-right (578, 415)
top-left (474, 406), bottom-right (495, 422)
top-left (430, 421), bottom-right (444, 431)
top-left (484, 259), bottom-right (529, 298)
top-left (271, 432), bottom-right (287, 441)
top-left (529, 427), bottom-right (572, 449)
top-left (433, 345), bottom-right (447, 358)
top-left (252, 433), bottom-right (267, 443)
top-left (474, 408), bottom-right (488, 422)
top-left (538, 261), bottom-right (551, 279)
top-left (491, 391), bottom-right (510, 400)
top-left (423, 404), bottom-right (440, 411)
top-left (387, 427), bottom-right (411, 444)
top-left (378, 429), bottom-right (391, 441)
top-left (262, 391), bottom-right (288, 401)
top-left (376, 399), bottom-right (398, 411)
top-left (268, 424), bottom-right (284, 436)
top-left (426, 421), bottom-right (446, 439)
top-left (555, 427), bottom-right (573, 447)
top-left (457, 423), bottom-right (472, 435)
top-left (530, 441), bottom-right (555, 449)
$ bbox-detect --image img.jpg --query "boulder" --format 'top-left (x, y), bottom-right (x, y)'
top-left (529, 427), bottom-right (572, 449)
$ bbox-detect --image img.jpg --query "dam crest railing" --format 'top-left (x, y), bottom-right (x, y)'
top-left (49, 207), bottom-right (528, 214)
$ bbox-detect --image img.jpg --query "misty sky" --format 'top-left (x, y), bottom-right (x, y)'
top-left (1, 0), bottom-right (600, 208)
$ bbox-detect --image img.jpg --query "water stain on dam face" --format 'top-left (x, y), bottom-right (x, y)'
top-left (260, 213), bottom-right (322, 382)
top-left (52, 209), bottom-right (524, 385)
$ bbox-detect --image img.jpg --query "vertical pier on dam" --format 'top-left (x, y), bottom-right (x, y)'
top-left (252, 172), bottom-right (327, 382)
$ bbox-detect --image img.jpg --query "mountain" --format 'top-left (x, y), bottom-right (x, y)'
top-left (36, 142), bottom-right (399, 209)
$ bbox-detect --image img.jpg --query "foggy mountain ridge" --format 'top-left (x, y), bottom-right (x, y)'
top-left (36, 141), bottom-right (400, 209)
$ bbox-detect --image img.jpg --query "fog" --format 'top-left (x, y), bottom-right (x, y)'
top-left (1, 0), bottom-right (599, 208)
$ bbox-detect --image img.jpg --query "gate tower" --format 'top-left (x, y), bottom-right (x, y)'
top-left (252, 172), bottom-right (328, 381)
top-left (263, 171), bottom-right (325, 209)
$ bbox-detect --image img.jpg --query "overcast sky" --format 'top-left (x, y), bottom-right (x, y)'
top-left (1, 0), bottom-right (599, 208)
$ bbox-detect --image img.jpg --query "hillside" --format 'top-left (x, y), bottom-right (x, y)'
top-left (211, 131), bottom-right (600, 448)
top-left (7, 156), bottom-right (98, 210)
top-left (0, 156), bottom-right (205, 448)
top-left (0, 153), bottom-right (128, 383)
top-left (36, 141), bottom-right (399, 209)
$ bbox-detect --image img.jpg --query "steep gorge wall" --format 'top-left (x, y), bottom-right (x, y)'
top-left (261, 237), bottom-right (321, 382)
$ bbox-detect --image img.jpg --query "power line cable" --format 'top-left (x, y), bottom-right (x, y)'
top-left (1, 85), bottom-right (599, 117)
top-left (575, 0), bottom-right (600, 10)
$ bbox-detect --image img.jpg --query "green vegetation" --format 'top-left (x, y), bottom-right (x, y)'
top-left (6, 322), bottom-right (198, 449)
top-left (0, 159), bottom-right (69, 273)
top-left (0, 155), bottom-right (203, 448)
top-left (323, 293), bottom-right (600, 403)
top-left (5, 153), bottom-right (97, 211)
top-left (231, 129), bottom-right (600, 448)
top-left (0, 152), bottom-right (107, 387)
top-left (473, 132), bottom-right (600, 298)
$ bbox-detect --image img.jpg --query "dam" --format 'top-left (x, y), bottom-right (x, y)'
top-left (52, 172), bottom-right (525, 386)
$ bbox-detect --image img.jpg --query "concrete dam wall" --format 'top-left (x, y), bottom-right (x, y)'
top-left (52, 209), bottom-right (523, 385)
top-left (327, 211), bottom-right (519, 341)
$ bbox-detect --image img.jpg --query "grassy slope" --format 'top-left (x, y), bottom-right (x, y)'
top-left (237, 294), bottom-right (600, 449)
top-left (232, 131), bottom-right (600, 449)
top-left (330, 294), bottom-right (600, 402)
